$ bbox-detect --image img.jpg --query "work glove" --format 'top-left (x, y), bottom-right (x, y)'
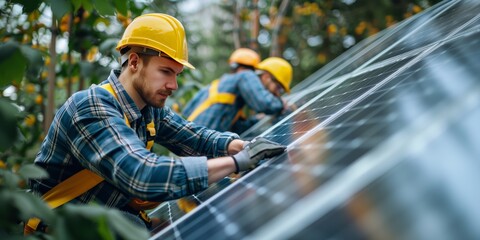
top-left (232, 137), bottom-right (286, 173)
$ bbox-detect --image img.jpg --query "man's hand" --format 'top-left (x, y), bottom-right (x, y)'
top-left (281, 100), bottom-right (297, 115)
top-left (232, 137), bottom-right (286, 173)
top-left (227, 139), bottom-right (247, 155)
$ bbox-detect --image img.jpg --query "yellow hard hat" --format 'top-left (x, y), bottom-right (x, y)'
top-left (116, 13), bottom-right (194, 69)
top-left (228, 48), bottom-right (260, 68)
top-left (257, 57), bottom-right (292, 93)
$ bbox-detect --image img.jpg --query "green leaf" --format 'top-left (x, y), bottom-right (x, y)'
top-left (46, 0), bottom-right (72, 20)
top-left (0, 42), bottom-right (27, 85)
top-left (107, 210), bottom-right (150, 240)
top-left (0, 169), bottom-right (21, 188)
top-left (71, 0), bottom-right (93, 12)
top-left (52, 216), bottom-right (69, 239)
top-left (17, 164), bottom-right (49, 180)
top-left (19, 45), bottom-right (44, 67)
top-left (113, 0), bottom-right (128, 16)
top-left (71, 0), bottom-right (83, 11)
top-left (81, 0), bottom-right (94, 12)
top-left (21, 46), bottom-right (45, 80)
top-left (0, 99), bottom-right (21, 151)
top-left (0, 98), bottom-right (20, 117)
top-left (98, 216), bottom-right (115, 240)
top-left (93, 0), bottom-right (115, 17)
top-left (0, 41), bottom-right (18, 57)
top-left (11, 190), bottom-right (54, 221)
top-left (58, 205), bottom-right (149, 239)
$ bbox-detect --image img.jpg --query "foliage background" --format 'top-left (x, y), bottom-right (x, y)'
top-left (0, 0), bottom-right (441, 238)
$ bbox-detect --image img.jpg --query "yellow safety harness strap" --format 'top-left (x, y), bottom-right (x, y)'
top-left (24, 217), bottom-right (45, 234)
top-left (101, 83), bottom-right (130, 126)
top-left (38, 84), bottom-right (155, 208)
top-left (146, 121), bottom-right (156, 150)
top-left (232, 108), bottom-right (247, 125)
top-left (34, 84), bottom-right (120, 210)
top-left (101, 84), bottom-right (155, 150)
top-left (100, 84), bottom-right (159, 211)
top-left (187, 80), bottom-right (237, 121)
top-left (43, 169), bottom-right (103, 209)
top-left (25, 83), bottom-right (158, 234)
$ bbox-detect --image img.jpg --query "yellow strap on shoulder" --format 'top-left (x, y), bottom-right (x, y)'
top-left (101, 83), bottom-right (159, 210)
top-left (101, 83), bottom-right (155, 151)
top-left (187, 79), bottom-right (237, 121)
top-left (101, 83), bottom-right (131, 127)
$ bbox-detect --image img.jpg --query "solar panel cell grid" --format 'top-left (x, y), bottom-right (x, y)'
top-left (150, 1), bottom-right (480, 239)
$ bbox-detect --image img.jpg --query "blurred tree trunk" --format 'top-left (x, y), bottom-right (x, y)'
top-left (66, 51), bottom-right (72, 96)
top-left (232, 1), bottom-right (241, 49)
top-left (270, 0), bottom-right (290, 57)
top-left (67, 12), bottom-right (74, 97)
top-left (45, 15), bottom-right (57, 131)
top-left (79, 51), bottom-right (86, 90)
top-left (250, 0), bottom-right (259, 50)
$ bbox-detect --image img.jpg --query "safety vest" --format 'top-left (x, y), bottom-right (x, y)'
top-left (25, 83), bottom-right (158, 234)
top-left (187, 79), bottom-right (245, 126)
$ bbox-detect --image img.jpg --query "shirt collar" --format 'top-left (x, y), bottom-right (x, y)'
top-left (107, 69), bottom-right (143, 124)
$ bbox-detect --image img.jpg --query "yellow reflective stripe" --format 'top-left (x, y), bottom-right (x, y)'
top-left (42, 169), bottom-right (103, 209)
top-left (187, 79), bottom-right (237, 121)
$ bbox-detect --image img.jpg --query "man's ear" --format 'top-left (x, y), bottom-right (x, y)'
top-left (128, 53), bottom-right (140, 72)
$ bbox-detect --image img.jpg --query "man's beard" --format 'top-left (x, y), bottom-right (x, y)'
top-left (148, 97), bottom-right (166, 108)
top-left (133, 70), bottom-right (171, 108)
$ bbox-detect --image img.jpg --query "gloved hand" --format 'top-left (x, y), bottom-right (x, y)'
top-left (232, 137), bottom-right (286, 173)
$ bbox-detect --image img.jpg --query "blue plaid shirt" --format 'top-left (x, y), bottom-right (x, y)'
top-left (182, 70), bottom-right (284, 133)
top-left (32, 70), bottom-right (239, 209)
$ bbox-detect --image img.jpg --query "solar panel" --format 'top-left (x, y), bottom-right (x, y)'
top-left (369, 0), bottom-right (480, 65)
top-left (149, 0), bottom-right (480, 239)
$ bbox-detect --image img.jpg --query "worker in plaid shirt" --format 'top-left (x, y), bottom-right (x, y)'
top-left (183, 48), bottom-right (293, 134)
top-left (30, 13), bottom-right (285, 232)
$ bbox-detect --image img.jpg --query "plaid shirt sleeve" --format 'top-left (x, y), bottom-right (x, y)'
top-left (58, 87), bottom-right (225, 201)
top-left (154, 107), bottom-right (240, 158)
top-left (237, 71), bottom-right (284, 114)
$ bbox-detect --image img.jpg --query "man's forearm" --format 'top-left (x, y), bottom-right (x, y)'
top-left (207, 157), bottom-right (236, 184)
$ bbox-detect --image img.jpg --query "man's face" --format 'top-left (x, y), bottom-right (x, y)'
top-left (260, 72), bottom-right (285, 97)
top-left (133, 55), bottom-right (183, 108)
